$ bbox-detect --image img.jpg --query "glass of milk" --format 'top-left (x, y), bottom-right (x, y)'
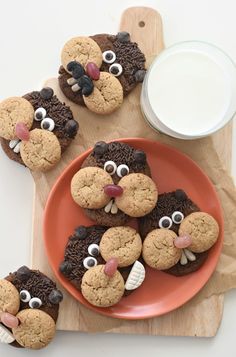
top-left (141, 41), bottom-right (236, 139)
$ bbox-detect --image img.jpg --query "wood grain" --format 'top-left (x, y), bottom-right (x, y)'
top-left (31, 7), bottom-right (232, 337)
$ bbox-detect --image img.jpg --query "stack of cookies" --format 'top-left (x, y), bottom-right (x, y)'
top-left (59, 141), bottom-right (220, 308)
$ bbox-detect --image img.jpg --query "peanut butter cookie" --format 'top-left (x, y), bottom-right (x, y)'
top-left (0, 279), bottom-right (20, 315)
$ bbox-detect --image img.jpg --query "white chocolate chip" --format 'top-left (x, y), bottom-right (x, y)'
top-left (71, 83), bottom-right (81, 92)
top-left (0, 324), bottom-right (15, 344)
top-left (125, 261), bottom-right (145, 290)
top-left (180, 251), bottom-right (188, 265)
top-left (67, 77), bottom-right (77, 86)
top-left (9, 139), bottom-right (20, 149)
top-left (104, 200), bottom-right (113, 213)
top-left (184, 248), bottom-right (196, 262)
top-left (111, 202), bottom-right (118, 214)
top-left (13, 142), bottom-right (21, 153)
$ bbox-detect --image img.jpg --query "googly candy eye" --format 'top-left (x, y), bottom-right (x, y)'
top-left (29, 297), bottom-right (42, 309)
top-left (172, 211), bottom-right (184, 224)
top-left (20, 290), bottom-right (31, 303)
top-left (109, 63), bottom-right (123, 77)
top-left (117, 164), bottom-right (129, 178)
top-left (102, 50), bottom-right (116, 64)
top-left (41, 118), bottom-right (55, 131)
top-left (83, 257), bottom-right (97, 269)
top-left (104, 161), bottom-right (117, 175)
top-left (159, 216), bottom-right (172, 229)
top-left (34, 107), bottom-right (46, 121)
top-left (88, 244), bottom-right (100, 257)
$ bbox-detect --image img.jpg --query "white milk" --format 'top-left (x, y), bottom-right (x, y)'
top-left (147, 51), bottom-right (231, 136)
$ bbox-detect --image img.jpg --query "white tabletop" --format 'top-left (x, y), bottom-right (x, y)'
top-left (0, 0), bottom-right (236, 356)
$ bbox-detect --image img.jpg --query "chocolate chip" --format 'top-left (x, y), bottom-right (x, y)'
top-left (48, 289), bottom-right (63, 304)
top-left (133, 150), bottom-right (146, 164)
top-left (175, 189), bottom-right (187, 201)
top-left (110, 65), bottom-right (119, 75)
top-left (40, 87), bottom-right (54, 100)
top-left (120, 167), bottom-right (128, 176)
top-left (59, 261), bottom-right (72, 275)
top-left (135, 69), bottom-right (146, 82)
top-left (87, 259), bottom-right (96, 267)
top-left (93, 141), bottom-right (108, 156)
top-left (174, 214), bottom-right (182, 223)
top-left (75, 226), bottom-right (87, 239)
top-left (65, 119), bottom-right (79, 138)
top-left (16, 266), bottom-right (31, 281)
top-left (42, 121), bottom-right (50, 130)
top-left (162, 219), bottom-right (171, 228)
top-left (72, 63), bottom-right (85, 79)
top-left (105, 53), bottom-right (113, 61)
top-left (117, 31), bottom-right (130, 43)
top-left (105, 164), bottom-right (114, 174)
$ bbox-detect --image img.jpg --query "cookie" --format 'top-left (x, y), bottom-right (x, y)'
top-left (179, 212), bottom-right (219, 253)
top-left (164, 251), bottom-right (209, 276)
top-left (0, 97), bottom-right (34, 140)
top-left (0, 279), bottom-right (20, 315)
top-left (81, 265), bottom-right (125, 307)
top-left (100, 227), bottom-right (142, 267)
top-left (139, 189), bottom-right (200, 238)
top-left (74, 141), bottom-right (153, 226)
top-left (61, 36), bottom-right (103, 71)
top-left (12, 309), bottom-right (55, 349)
top-left (20, 129), bottom-right (61, 172)
top-left (83, 72), bottom-right (123, 114)
top-left (0, 88), bottom-right (78, 171)
top-left (71, 167), bottom-right (113, 209)
top-left (142, 229), bottom-right (182, 270)
top-left (58, 32), bottom-right (146, 112)
top-left (115, 173), bottom-right (158, 217)
top-left (0, 266), bottom-right (63, 349)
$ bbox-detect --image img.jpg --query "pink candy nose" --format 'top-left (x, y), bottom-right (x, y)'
top-left (104, 184), bottom-right (123, 197)
top-left (0, 312), bottom-right (19, 329)
top-left (86, 62), bottom-right (100, 80)
top-left (174, 235), bottom-right (192, 249)
top-left (15, 122), bottom-right (30, 141)
top-left (104, 257), bottom-right (118, 277)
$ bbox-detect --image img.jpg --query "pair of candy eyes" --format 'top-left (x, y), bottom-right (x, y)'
top-left (159, 211), bottom-right (185, 229)
top-left (102, 51), bottom-right (123, 77)
top-left (20, 290), bottom-right (42, 309)
top-left (104, 161), bottom-right (129, 177)
top-left (34, 107), bottom-right (55, 132)
top-left (83, 244), bottom-right (100, 269)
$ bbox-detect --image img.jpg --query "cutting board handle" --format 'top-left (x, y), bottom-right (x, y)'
top-left (120, 7), bottom-right (164, 66)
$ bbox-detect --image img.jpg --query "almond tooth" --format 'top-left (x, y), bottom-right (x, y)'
top-left (184, 249), bottom-right (196, 262)
top-left (180, 251), bottom-right (188, 265)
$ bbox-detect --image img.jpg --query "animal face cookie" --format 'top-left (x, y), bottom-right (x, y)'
top-left (59, 225), bottom-right (146, 306)
top-left (71, 141), bottom-right (158, 226)
top-left (0, 87), bottom-right (78, 171)
top-left (140, 190), bottom-right (220, 275)
top-left (0, 266), bottom-right (63, 349)
top-left (58, 32), bottom-right (146, 113)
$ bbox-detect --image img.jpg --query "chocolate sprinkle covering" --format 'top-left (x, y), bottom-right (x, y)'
top-left (9, 270), bottom-right (57, 308)
top-left (61, 226), bottom-right (107, 290)
top-left (92, 142), bottom-right (146, 171)
top-left (139, 190), bottom-right (200, 238)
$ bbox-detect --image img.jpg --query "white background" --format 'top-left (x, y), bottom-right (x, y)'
top-left (0, 0), bottom-right (236, 356)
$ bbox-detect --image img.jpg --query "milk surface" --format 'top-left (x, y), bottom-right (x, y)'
top-left (147, 51), bottom-right (230, 135)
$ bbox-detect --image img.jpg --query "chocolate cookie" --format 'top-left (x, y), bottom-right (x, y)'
top-left (59, 225), bottom-right (146, 298)
top-left (140, 190), bottom-right (213, 276)
top-left (0, 87), bottom-right (78, 171)
top-left (74, 141), bottom-right (155, 226)
top-left (58, 32), bottom-right (146, 113)
top-left (0, 266), bottom-right (63, 349)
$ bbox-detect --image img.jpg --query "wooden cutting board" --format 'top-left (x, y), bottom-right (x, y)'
top-left (31, 7), bottom-right (232, 337)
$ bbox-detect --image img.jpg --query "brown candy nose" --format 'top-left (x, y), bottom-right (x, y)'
top-left (0, 312), bottom-right (19, 328)
top-left (104, 184), bottom-right (123, 197)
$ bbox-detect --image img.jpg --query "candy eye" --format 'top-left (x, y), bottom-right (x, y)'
top-left (102, 50), bottom-right (116, 64)
top-left (20, 290), bottom-right (31, 303)
top-left (41, 118), bottom-right (55, 131)
top-left (83, 257), bottom-right (97, 269)
top-left (109, 63), bottom-right (123, 77)
top-left (159, 216), bottom-right (172, 229)
top-left (29, 297), bottom-right (42, 309)
top-left (34, 107), bottom-right (46, 121)
top-left (117, 164), bottom-right (129, 177)
top-left (88, 244), bottom-right (100, 257)
top-left (104, 161), bottom-right (117, 175)
top-left (172, 211), bottom-right (184, 224)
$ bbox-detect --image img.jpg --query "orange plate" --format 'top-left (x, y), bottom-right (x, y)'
top-left (44, 138), bottom-right (224, 320)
